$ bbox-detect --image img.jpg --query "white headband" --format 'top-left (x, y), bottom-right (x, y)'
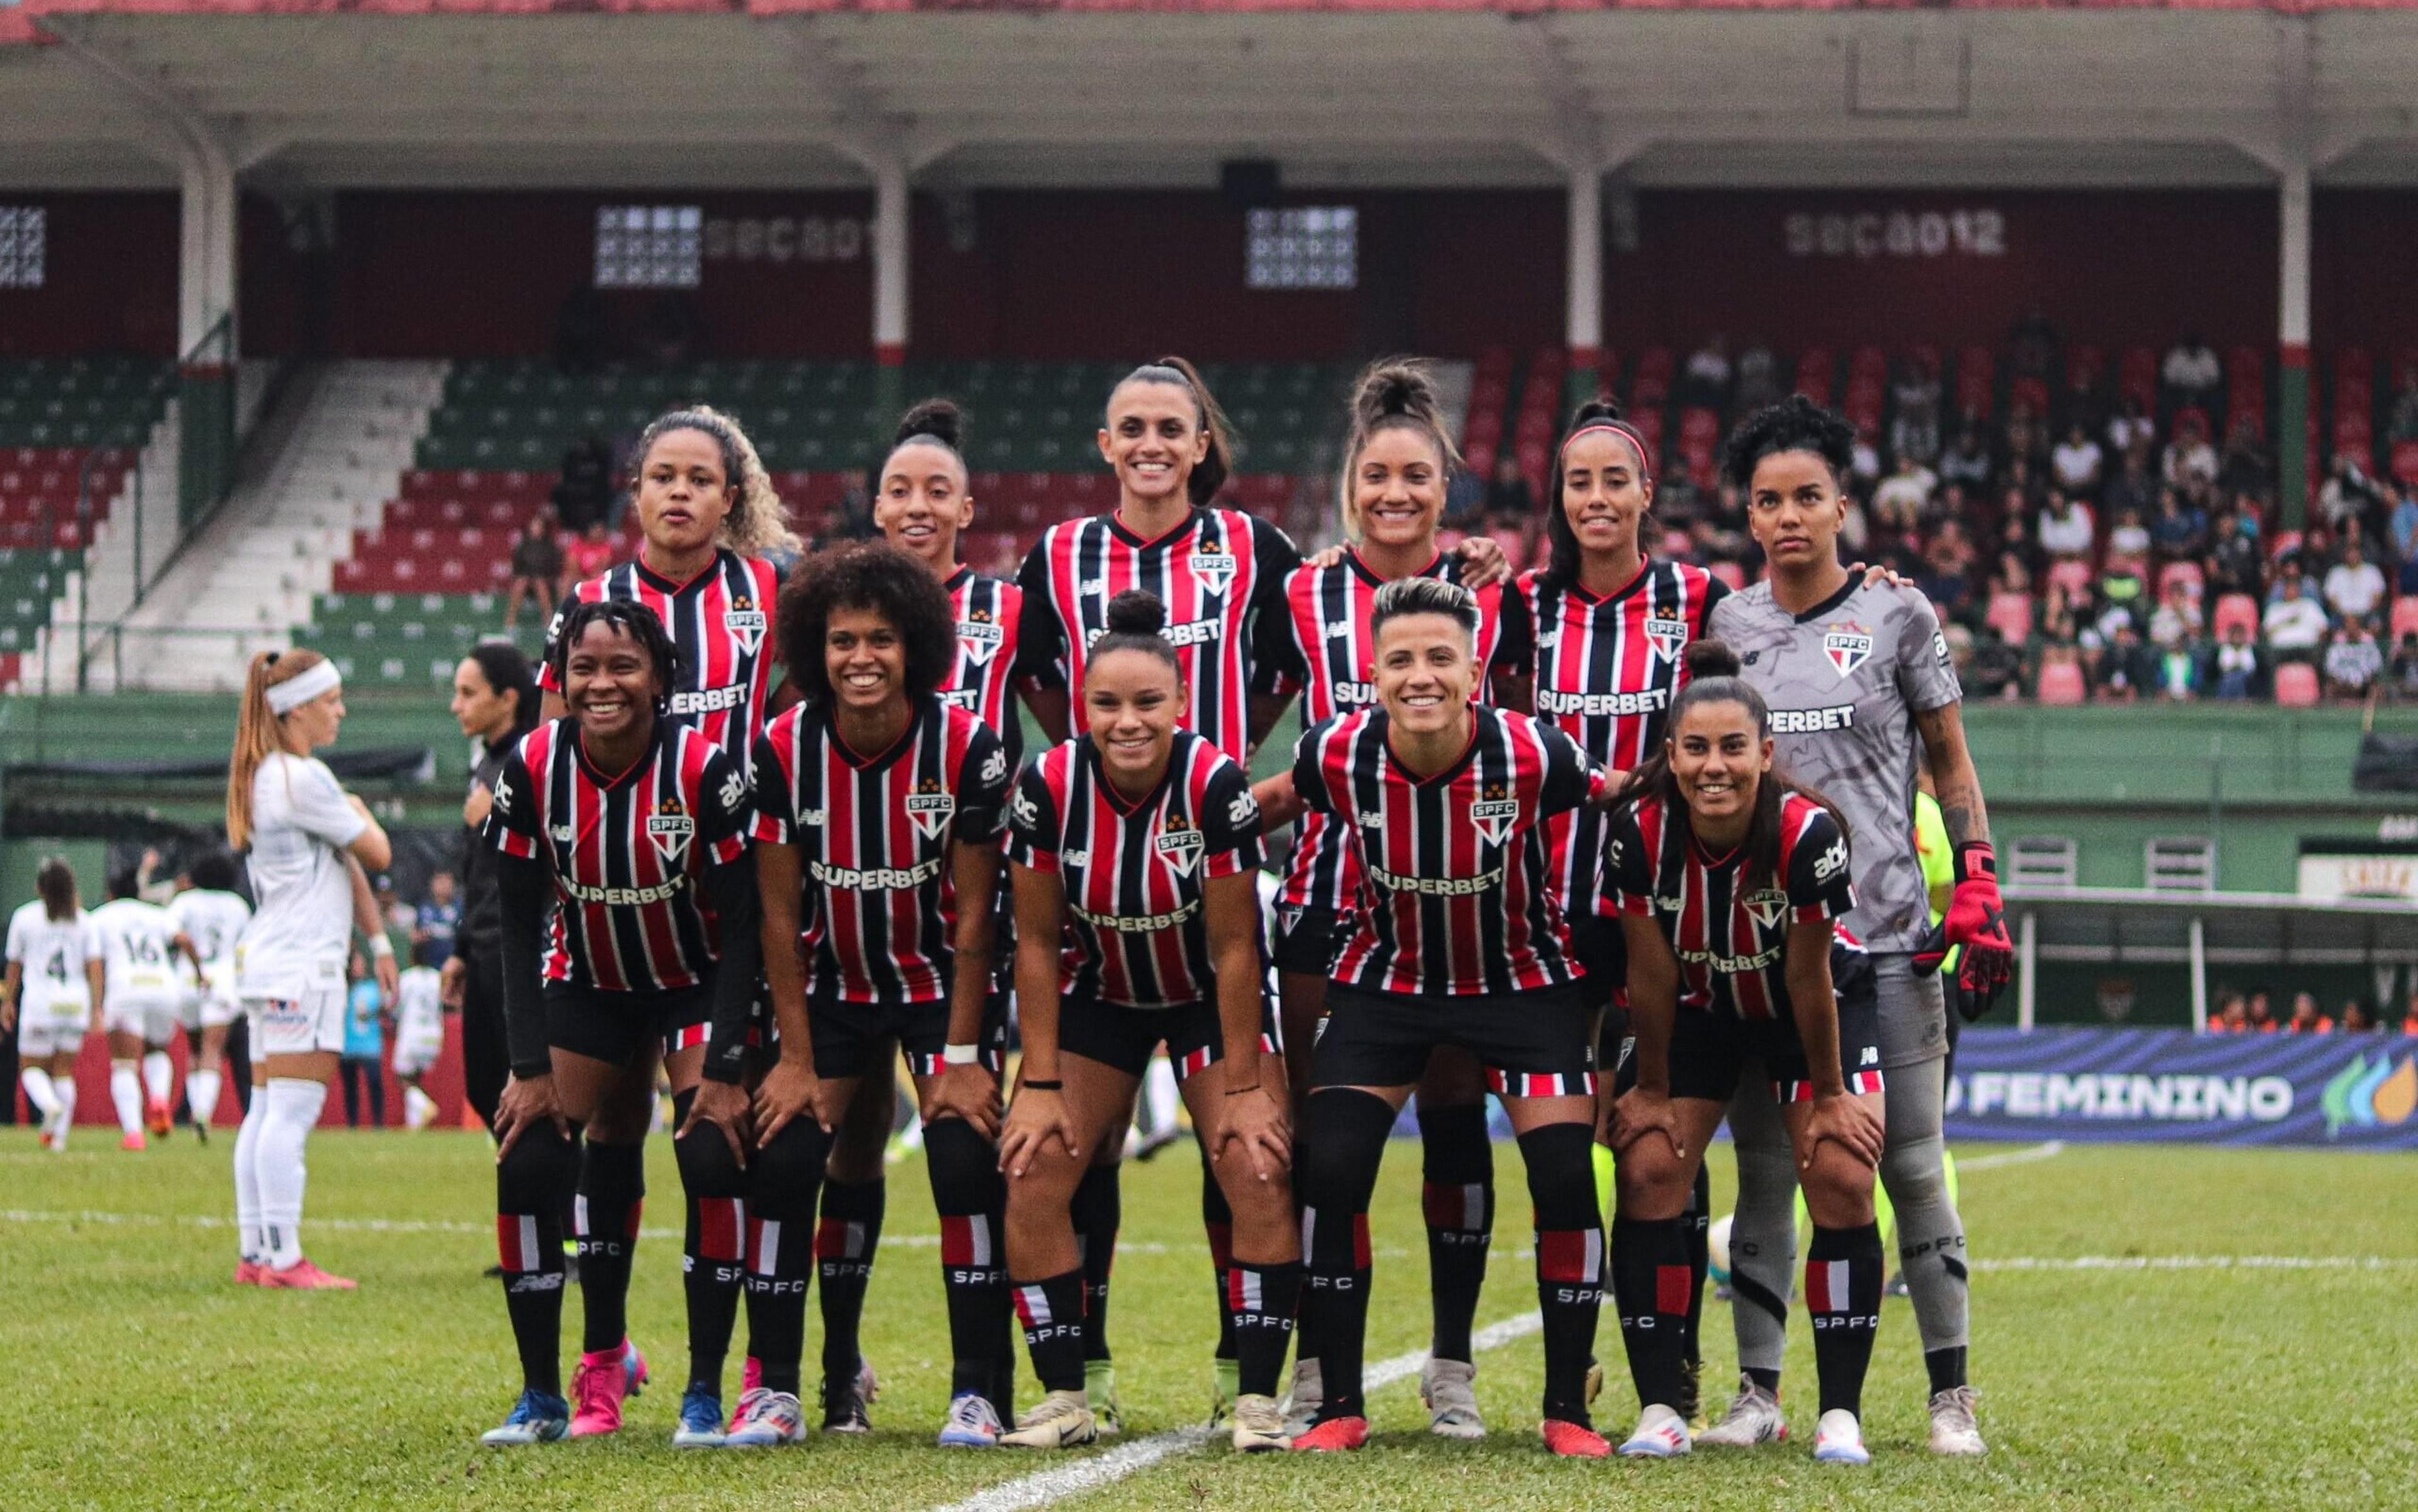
top-left (265, 659), bottom-right (343, 715)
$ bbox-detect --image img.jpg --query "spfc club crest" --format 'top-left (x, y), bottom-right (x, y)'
top-left (1470, 782), bottom-right (1519, 845)
top-left (905, 779), bottom-right (956, 840)
top-left (1188, 540), bottom-right (1235, 594)
top-left (1824, 622), bottom-right (1874, 679)
top-left (724, 598), bottom-right (768, 656)
top-left (1644, 615), bottom-right (1688, 662)
top-left (1742, 889), bottom-right (1789, 929)
top-left (958, 608), bottom-right (1004, 666)
top-left (646, 799), bottom-right (695, 862)
top-left (1155, 813), bottom-right (1206, 877)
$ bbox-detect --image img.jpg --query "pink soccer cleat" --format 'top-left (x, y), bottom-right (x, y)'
top-left (570, 1340), bottom-right (649, 1438)
top-left (120, 1131), bottom-right (147, 1151)
top-left (259, 1257), bottom-right (357, 1290)
top-left (232, 1259), bottom-right (264, 1285)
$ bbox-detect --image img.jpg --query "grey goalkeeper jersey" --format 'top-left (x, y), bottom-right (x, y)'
top-left (1708, 577), bottom-right (1961, 953)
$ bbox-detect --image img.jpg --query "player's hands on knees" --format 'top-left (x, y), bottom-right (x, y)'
top-left (1215, 1082), bottom-right (1291, 1183)
top-left (1612, 1086), bottom-right (1686, 1161)
top-left (752, 1054), bottom-right (829, 1148)
top-left (997, 1086), bottom-right (1079, 1179)
top-left (679, 1077), bottom-right (754, 1168)
top-left (924, 1064), bottom-right (1002, 1140)
top-left (496, 1072), bottom-right (569, 1162)
top-left (1803, 1091), bottom-right (1885, 1170)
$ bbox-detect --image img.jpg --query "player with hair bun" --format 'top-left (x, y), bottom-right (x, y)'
top-left (1703, 394), bottom-right (2009, 1458)
top-left (1600, 638), bottom-right (1887, 1465)
top-left (997, 589), bottom-right (1295, 1453)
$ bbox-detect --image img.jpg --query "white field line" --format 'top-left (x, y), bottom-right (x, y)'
top-left (1956, 1139), bottom-right (2066, 1171)
top-left (927, 1312), bottom-right (1545, 1512)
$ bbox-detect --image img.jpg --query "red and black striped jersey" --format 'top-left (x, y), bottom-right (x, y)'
top-left (481, 716), bottom-right (752, 994)
top-left (944, 566), bottom-right (1024, 759)
top-left (1007, 729), bottom-right (1263, 1008)
top-left (1013, 508), bottom-right (1300, 762)
top-left (1291, 707), bottom-right (1605, 997)
top-left (1272, 549), bottom-right (1533, 916)
top-left (1518, 558), bottom-right (1727, 916)
top-left (542, 549), bottom-right (782, 776)
top-left (1599, 790), bottom-right (1858, 1021)
top-left (751, 694), bottom-right (1009, 1005)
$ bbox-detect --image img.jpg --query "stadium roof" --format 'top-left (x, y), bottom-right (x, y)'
top-left (6, 0), bottom-right (2418, 191)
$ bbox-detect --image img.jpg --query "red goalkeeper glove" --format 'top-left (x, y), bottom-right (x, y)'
top-left (1946, 841), bottom-right (2014, 998)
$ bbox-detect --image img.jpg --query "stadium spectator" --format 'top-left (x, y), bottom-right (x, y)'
top-left (2323, 542), bottom-right (2387, 622)
top-left (2162, 416), bottom-right (2217, 492)
top-left (2152, 632), bottom-right (2203, 700)
top-left (2037, 491), bottom-right (2094, 563)
top-left (1873, 452), bottom-right (1936, 532)
top-left (1849, 422), bottom-right (1883, 496)
top-left (411, 871), bottom-right (458, 970)
top-left (339, 952), bottom-right (386, 1129)
top-left (2207, 508), bottom-right (2264, 598)
top-left (1734, 340), bottom-right (1780, 411)
top-left (2106, 395), bottom-right (2155, 459)
top-left (2324, 618), bottom-right (2384, 700)
top-left (2390, 632), bottom-right (2418, 701)
top-left (1938, 428), bottom-right (1994, 496)
top-left (2262, 574), bottom-right (2330, 661)
top-left (2050, 423), bottom-right (2104, 497)
top-left (1681, 333), bottom-right (1732, 406)
top-left (1964, 625), bottom-right (2025, 700)
top-left (2148, 578), bottom-right (2204, 650)
top-left (2003, 399), bottom-right (2048, 470)
top-left (2104, 504), bottom-right (2152, 571)
top-left (1919, 520), bottom-right (1976, 617)
top-left (2200, 619), bottom-right (2269, 700)
top-left (2210, 991), bottom-right (2247, 1032)
top-left (2092, 618), bottom-right (2159, 702)
top-left (550, 435), bottom-right (615, 533)
top-left (2392, 365), bottom-right (2418, 443)
top-left (810, 489), bottom-right (877, 552)
top-left (1891, 353), bottom-right (1943, 464)
top-left (1987, 546), bottom-right (2033, 603)
top-left (2319, 452), bottom-right (2387, 537)
top-left (2148, 486), bottom-right (2206, 559)
top-left (2389, 484), bottom-right (2418, 563)
top-left (2162, 330), bottom-right (2222, 401)
top-left (1484, 452), bottom-right (1534, 528)
top-left (2341, 999), bottom-right (2377, 1033)
top-left (563, 520), bottom-right (615, 588)
top-left (2285, 992), bottom-right (2334, 1033)
top-left (2245, 990), bottom-right (2278, 1032)
top-left (2105, 451), bottom-right (2156, 525)
top-left (2216, 416), bottom-right (2271, 499)
top-left (502, 509), bottom-right (565, 632)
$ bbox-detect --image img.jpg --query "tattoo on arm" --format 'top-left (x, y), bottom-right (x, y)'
top-left (1916, 704), bottom-right (1992, 847)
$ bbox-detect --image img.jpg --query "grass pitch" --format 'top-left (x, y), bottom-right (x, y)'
top-left (2, 1129), bottom-right (2412, 1510)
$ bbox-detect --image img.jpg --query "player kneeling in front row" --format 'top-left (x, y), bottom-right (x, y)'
top-left (1603, 642), bottom-right (1887, 1465)
top-left (997, 591), bottom-right (1299, 1453)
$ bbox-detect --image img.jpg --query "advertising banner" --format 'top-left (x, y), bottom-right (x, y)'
top-left (1943, 1028), bottom-right (2418, 1149)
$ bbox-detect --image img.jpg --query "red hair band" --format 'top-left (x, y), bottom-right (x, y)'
top-left (1560, 421), bottom-right (1653, 483)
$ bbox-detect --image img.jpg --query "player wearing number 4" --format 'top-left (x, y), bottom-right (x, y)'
top-left (4, 858), bottom-right (103, 1151)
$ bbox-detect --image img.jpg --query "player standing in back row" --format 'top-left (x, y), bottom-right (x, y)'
top-left (1703, 395), bottom-right (2011, 1456)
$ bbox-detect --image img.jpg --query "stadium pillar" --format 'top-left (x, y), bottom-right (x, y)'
top-left (1565, 161), bottom-right (1603, 385)
top-left (872, 151), bottom-right (911, 419)
top-left (178, 138), bottom-right (240, 531)
top-left (2277, 159), bottom-right (2312, 531)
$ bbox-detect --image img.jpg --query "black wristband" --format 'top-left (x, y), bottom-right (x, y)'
top-left (1020, 1079), bottom-right (1064, 1092)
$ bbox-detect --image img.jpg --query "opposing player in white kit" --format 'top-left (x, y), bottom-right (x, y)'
top-left (1703, 397), bottom-right (2011, 1456)
top-left (225, 647), bottom-right (397, 1290)
top-left (167, 851), bottom-right (253, 1138)
top-left (4, 858), bottom-right (103, 1150)
top-left (90, 871), bottom-right (195, 1150)
top-left (390, 962), bottom-right (447, 1129)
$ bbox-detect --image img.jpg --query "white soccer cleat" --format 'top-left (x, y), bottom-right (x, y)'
top-left (1696, 1374), bottom-right (1788, 1448)
top-left (1618, 1403), bottom-right (1692, 1458)
top-left (723, 1388), bottom-right (807, 1448)
top-left (999, 1389), bottom-right (1098, 1450)
top-left (1420, 1357), bottom-right (1485, 1440)
top-left (1813, 1408), bottom-right (1870, 1465)
top-left (1229, 1392), bottom-right (1291, 1453)
top-left (1281, 1358), bottom-right (1324, 1439)
top-left (1927, 1385), bottom-right (1988, 1456)
top-left (936, 1390), bottom-right (1003, 1449)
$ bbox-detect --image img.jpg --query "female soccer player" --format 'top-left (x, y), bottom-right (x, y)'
top-left (1257, 577), bottom-right (1614, 1458)
top-left (444, 642), bottom-right (541, 1132)
top-left (1705, 395), bottom-right (2010, 1457)
top-left (725, 542), bottom-right (1012, 1449)
top-left (169, 851), bottom-right (253, 1135)
top-left (225, 647), bottom-right (396, 1289)
top-left (539, 406), bottom-right (798, 1440)
top-left (997, 590), bottom-right (1296, 1454)
top-left (91, 867), bottom-right (190, 1148)
top-left (5, 858), bottom-right (101, 1150)
top-left (479, 599), bottom-right (760, 1448)
top-left (1269, 360), bottom-right (1530, 1438)
top-left (1600, 640), bottom-right (1887, 1465)
top-left (390, 956), bottom-right (446, 1130)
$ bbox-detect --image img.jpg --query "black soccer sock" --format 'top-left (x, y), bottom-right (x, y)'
top-left (1417, 1101), bottom-right (1494, 1364)
top-left (1808, 1223), bottom-right (1885, 1416)
top-left (815, 1176), bottom-right (887, 1392)
top-left (1681, 1161), bottom-right (1711, 1414)
top-left (1521, 1123), bottom-right (1604, 1428)
top-left (1069, 1162), bottom-right (1121, 1365)
top-left (742, 1117), bottom-right (831, 1397)
top-left (1926, 1345), bottom-right (1969, 1396)
top-left (1227, 1260), bottom-right (1302, 1399)
top-left (1012, 1269), bottom-right (1090, 1394)
top-left (496, 1119), bottom-right (580, 1397)
top-left (1201, 1143), bottom-right (1238, 1363)
top-left (575, 1140), bottom-right (645, 1356)
top-left (1296, 1088), bottom-right (1394, 1423)
top-left (672, 1091), bottom-right (747, 1397)
top-left (1610, 1214), bottom-right (1693, 1414)
top-left (926, 1117), bottom-right (1011, 1399)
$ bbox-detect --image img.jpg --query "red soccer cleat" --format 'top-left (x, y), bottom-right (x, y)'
top-left (1290, 1416), bottom-right (1369, 1453)
top-left (232, 1260), bottom-right (263, 1285)
top-left (259, 1257), bottom-right (357, 1290)
top-left (1541, 1419), bottom-right (1611, 1458)
top-left (119, 1131), bottom-right (147, 1151)
top-left (147, 1100), bottom-right (172, 1137)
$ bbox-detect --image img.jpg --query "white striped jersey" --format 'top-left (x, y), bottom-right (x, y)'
top-left (1007, 728), bottom-right (1263, 1008)
top-left (1599, 790), bottom-right (1859, 1021)
top-left (482, 716), bottom-right (752, 993)
top-left (1014, 508), bottom-right (1300, 762)
top-left (944, 566), bottom-right (1024, 759)
top-left (1271, 549), bottom-right (1530, 917)
top-left (1518, 557), bottom-right (1727, 918)
top-left (1291, 707), bottom-right (1605, 997)
top-left (542, 549), bottom-right (782, 776)
top-left (751, 694), bottom-right (1009, 1005)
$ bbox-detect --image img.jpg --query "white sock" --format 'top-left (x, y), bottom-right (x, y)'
top-left (234, 1093), bottom-right (269, 1261)
top-left (258, 1077), bottom-right (327, 1270)
top-left (403, 1084), bottom-right (436, 1131)
top-left (110, 1062), bottom-right (144, 1136)
top-left (188, 1068), bottom-right (224, 1128)
top-left (142, 1050), bottom-right (174, 1107)
top-left (19, 1067), bottom-right (60, 1122)
top-left (53, 1081), bottom-right (76, 1149)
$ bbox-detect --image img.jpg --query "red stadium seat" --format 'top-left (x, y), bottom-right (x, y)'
top-left (2120, 347), bottom-right (2159, 408)
top-left (2046, 559), bottom-right (2094, 601)
top-left (2157, 560), bottom-right (2206, 601)
top-left (2036, 661), bottom-right (2086, 705)
top-left (2274, 661), bottom-right (2320, 707)
top-left (2211, 593), bottom-right (2260, 640)
top-left (2390, 596), bottom-right (2418, 640)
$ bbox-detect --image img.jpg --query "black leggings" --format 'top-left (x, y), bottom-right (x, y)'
top-left (459, 948), bottom-right (510, 1132)
top-left (339, 1057), bottom-right (386, 1128)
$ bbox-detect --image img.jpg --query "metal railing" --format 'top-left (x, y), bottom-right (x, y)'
top-left (38, 621), bottom-right (282, 698)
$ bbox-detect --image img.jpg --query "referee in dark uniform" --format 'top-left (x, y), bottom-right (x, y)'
top-left (443, 642), bottom-right (540, 1130)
